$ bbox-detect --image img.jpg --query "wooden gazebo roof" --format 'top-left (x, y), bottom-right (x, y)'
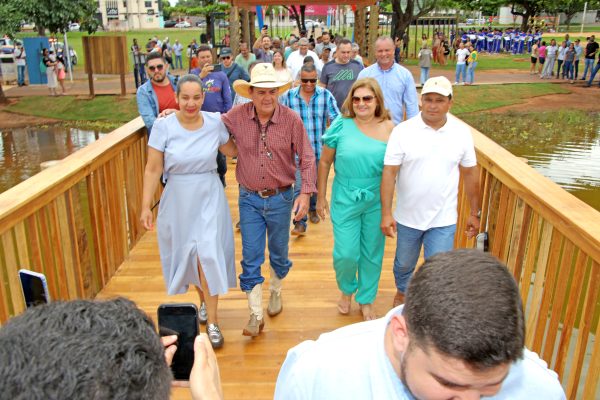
top-left (229, 0), bottom-right (375, 7)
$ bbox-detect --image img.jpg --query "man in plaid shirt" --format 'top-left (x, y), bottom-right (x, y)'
top-left (280, 64), bottom-right (340, 235)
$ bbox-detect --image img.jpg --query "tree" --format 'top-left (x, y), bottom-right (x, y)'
top-left (19, 0), bottom-right (100, 35)
top-left (0, 1), bottom-right (24, 104)
top-left (508, 0), bottom-right (546, 31)
top-left (390, 0), bottom-right (439, 41)
top-left (285, 5), bottom-right (307, 32)
top-left (546, 0), bottom-right (600, 30)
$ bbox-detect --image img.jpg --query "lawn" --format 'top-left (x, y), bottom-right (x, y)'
top-left (6, 95), bottom-right (139, 127)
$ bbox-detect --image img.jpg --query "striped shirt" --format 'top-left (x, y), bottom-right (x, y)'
top-left (279, 86), bottom-right (340, 160)
top-left (221, 103), bottom-right (317, 194)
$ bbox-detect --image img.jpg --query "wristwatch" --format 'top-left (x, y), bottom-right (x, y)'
top-left (472, 209), bottom-right (482, 219)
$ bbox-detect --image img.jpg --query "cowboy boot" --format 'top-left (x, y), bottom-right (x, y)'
top-left (243, 284), bottom-right (264, 337)
top-left (267, 268), bottom-right (283, 317)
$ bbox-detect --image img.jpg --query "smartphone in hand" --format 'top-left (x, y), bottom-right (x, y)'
top-left (157, 303), bottom-right (199, 380)
top-left (211, 63), bottom-right (222, 72)
top-left (19, 269), bottom-right (50, 308)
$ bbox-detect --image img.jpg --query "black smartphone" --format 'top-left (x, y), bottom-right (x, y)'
top-left (476, 232), bottom-right (489, 252)
top-left (157, 303), bottom-right (199, 380)
top-left (19, 269), bottom-right (50, 308)
top-left (262, 24), bottom-right (268, 30)
top-left (211, 63), bottom-right (222, 72)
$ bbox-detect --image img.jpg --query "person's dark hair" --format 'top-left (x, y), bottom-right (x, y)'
top-left (300, 63), bottom-right (317, 74)
top-left (176, 74), bottom-right (204, 96)
top-left (197, 44), bottom-right (212, 54)
top-left (541, 41), bottom-right (546, 46)
top-left (403, 250), bottom-right (525, 369)
top-left (0, 298), bottom-right (171, 400)
top-left (338, 38), bottom-right (352, 47)
top-left (303, 56), bottom-right (314, 64)
top-left (145, 51), bottom-right (165, 65)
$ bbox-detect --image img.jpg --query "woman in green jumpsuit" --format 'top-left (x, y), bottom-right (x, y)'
top-left (316, 78), bottom-right (395, 320)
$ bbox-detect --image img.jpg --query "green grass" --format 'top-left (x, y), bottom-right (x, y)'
top-left (450, 83), bottom-right (570, 114)
top-left (6, 95), bottom-right (138, 127)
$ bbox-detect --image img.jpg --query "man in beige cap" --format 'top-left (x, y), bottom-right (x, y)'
top-left (380, 76), bottom-right (481, 308)
top-left (221, 63), bottom-right (317, 336)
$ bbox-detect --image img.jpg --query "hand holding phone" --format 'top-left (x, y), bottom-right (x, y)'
top-left (158, 304), bottom-right (199, 380)
top-left (211, 63), bottom-right (222, 72)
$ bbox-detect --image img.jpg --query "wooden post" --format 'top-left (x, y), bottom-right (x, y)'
top-left (241, 8), bottom-right (250, 45)
top-left (230, 6), bottom-right (240, 55)
top-left (368, 4), bottom-right (379, 65)
top-left (355, 6), bottom-right (366, 60)
top-left (118, 36), bottom-right (127, 96)
top-left (82, 36), bottom-right (95, 98)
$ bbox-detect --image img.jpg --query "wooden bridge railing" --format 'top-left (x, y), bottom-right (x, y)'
top-left (0, 116), bottom-right (598, 398)
top-left (0, 117), bottom-right (153, 324)
top-left (454, 117), bottom-right (600, 400)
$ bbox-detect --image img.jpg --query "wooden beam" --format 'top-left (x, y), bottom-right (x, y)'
top-left (230, 6), bottom-right (240, 56)
top-left (355, 6), bottom-right (366, 61)
top-left (367, 4), bottom-right (379, 65)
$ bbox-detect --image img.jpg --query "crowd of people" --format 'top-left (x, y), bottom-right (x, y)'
top-left (0, 26), bottom-right (582, 399)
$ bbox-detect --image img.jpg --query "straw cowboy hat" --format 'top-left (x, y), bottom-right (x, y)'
top-left (233, 63), bottom-right (292, 99)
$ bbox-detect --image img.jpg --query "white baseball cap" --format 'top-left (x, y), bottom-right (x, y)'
top-left (421, 76), bottom-right (453, 97)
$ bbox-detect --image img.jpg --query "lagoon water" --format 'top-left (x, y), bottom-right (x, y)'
top-left (0, 125), bottom-right (106, 194)
top-left (1, 122), bottom-right (599, 212)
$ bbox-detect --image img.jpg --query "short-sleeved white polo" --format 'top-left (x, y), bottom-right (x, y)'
top-left (384, 113), bottom-right (477, 231)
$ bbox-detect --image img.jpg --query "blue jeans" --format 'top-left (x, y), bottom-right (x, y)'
top-left (587, 63), bottom-right (600, 86)
top-left (17, 65), bottom-right (25, 85)
top-left (293, 159), bottom-right (318, 229)
top-left (393, 223), bottom-right (456, 293)
top-left (467, 62), bottom-right (477, 83)
top-left (563, 61), bottom-right (573, 79)
top-left (175, 55), bottom-right (183, 69)
top-left (420, 67), bottom-right (430, 85)
top-left (455, 63), bottom-right (466, 83)
top-left (582, 58), bottom-right (595, 79)
top-left (238, 186), bottom-right (294, 291)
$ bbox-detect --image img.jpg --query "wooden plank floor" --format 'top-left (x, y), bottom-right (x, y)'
top-left (96, 164), bottom-right (404, 399)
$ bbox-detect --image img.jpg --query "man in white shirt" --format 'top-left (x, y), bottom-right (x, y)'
top-left (454, 42), bottom-right (470, 84)
top-left (286, 37), bottom-right (322, 80)
top-left (380, 76), bottom-right (480, 307)
top-left (275, 249), bottom-right (566, 400)
top-left (14, 42), bottom-right (27, 86)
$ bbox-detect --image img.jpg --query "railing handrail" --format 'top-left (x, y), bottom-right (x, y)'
top-left (457, 116), bottom-right (600, 263)
top-left (0, 117), bottom-right (146, 236)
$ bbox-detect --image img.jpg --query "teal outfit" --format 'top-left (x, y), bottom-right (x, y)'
top-left (322, 117), bottom-right (387, 304)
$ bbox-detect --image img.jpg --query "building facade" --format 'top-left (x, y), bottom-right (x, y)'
top-left (96, 0), bottom-right (163, 31)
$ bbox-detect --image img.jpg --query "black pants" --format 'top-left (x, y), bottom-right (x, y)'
top-left (217, 151), bottom-right (227, 187)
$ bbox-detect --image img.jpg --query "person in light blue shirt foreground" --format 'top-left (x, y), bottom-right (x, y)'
top-left (357, 36), bottom-right (419, 124)
top-left (274, 249), bottom-right (566, 400)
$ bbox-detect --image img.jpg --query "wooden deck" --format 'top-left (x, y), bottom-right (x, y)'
top-left (95, 166), bottom-right (403, 400)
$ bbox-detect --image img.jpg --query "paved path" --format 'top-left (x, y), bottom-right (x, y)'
top-left (4, 64), bottom-right (588, 98)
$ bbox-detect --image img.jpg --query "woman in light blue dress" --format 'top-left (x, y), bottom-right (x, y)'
top-left (141, 74), bottom-right (237, 348)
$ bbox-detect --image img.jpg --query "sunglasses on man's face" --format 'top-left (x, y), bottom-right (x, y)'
top-left (221, 56), bottom-right (231, 60)
top-left (148, 64), bottom-right (164, 72)
top-left (352, 95), bottom-right (375, 104)
top-left (301, 78), bottom-right (317, 84)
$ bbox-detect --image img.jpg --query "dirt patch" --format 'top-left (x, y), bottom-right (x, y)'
top-left (486, 83), bottom-right (600, 113)
top-left (0, 101), bottom-right (58, 129)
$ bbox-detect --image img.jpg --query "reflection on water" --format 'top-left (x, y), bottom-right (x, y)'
top-left (469, 111), bottom-right (600, 212)
top-left (0, 125), bottom-right (107, 194)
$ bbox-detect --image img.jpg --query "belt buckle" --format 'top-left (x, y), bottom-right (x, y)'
top-left (258, 189), bottom-right (272, 198)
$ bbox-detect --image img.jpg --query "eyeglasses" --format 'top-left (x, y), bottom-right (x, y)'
top-left (301, 79), bottom-right (317, 83)
top-left (221, 56), bottom-right (231, 60)
top-left (148, 64), bottom-right (164, 72)
top-left (352, 95), bottom-right (375, 104)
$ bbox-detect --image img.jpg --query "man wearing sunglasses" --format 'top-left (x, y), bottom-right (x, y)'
top-left (136, 52), bottom-right (179, 136)
top-left (220, 47), bottom-right (250, 99)
top-left (280, 64), bottom-right (339, 235)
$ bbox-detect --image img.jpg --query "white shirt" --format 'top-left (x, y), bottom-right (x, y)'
top-left (384, 114), bottom-right (477, 230)
top-left (456, 48), bottom-right (470, 64)
top-left (14, 48), bottom-right (26, 66)
top-left (275, 305), bottom-right (566, 400)
top-left (286, 49), bottom-right (323, 79)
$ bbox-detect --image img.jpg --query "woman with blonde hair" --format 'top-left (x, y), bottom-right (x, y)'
top-left (316, 78), bottom-right (395, 321)
top-left (272, 49), bottom-right (293, 84)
